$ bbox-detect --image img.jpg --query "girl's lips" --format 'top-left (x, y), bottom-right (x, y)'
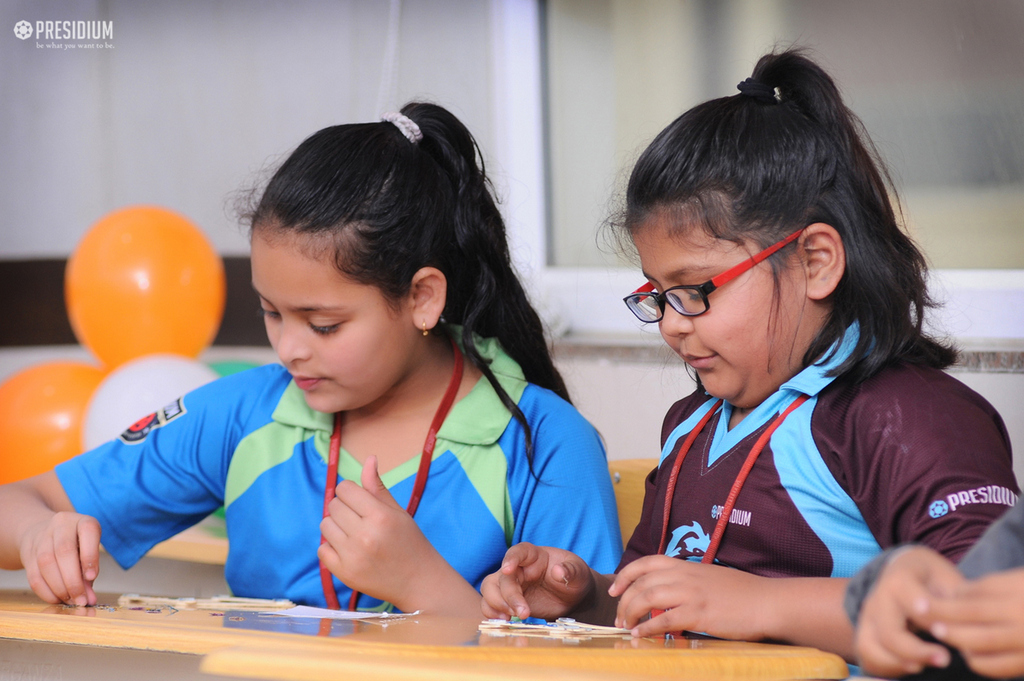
top-left (682, 353), bottom-right (716, 370)
top-left (293, 376), bottom-right (322, 390)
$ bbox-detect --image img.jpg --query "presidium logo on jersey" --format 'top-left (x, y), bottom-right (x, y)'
top-left (928, 484), bottom-right (1018, 518)
top-left (119, 398), bottom-right (187, 444)
top-left (665, 506), bottom-right (755, 559)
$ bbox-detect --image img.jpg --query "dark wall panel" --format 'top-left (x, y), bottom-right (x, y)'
top-left (0, 258), bottom-right (268, 348)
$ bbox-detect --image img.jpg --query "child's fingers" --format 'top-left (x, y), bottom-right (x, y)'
top-left (854, 548), bottom-right (963, 676)
top-left (483, 544), bottom-right (543, 618)
top-left (359, 456), bottom-right (402, 510)
top-left (480, 574), bottom-right (515, 619)
top-left (857, 594), bottom-right (950, 676)
top-left (332, 479), bottom-right (377, 517)
top-left (926, 581), bottom-right (1024, 654)
top-left (24, 563), bottom-right (61, 605)
top-left (499, 543), bottom-right (539, 575)
top-left (319, 514), bottom-right (352, 553)
top-left (317, 541), bottom-right (343, 575)
top-left (614, 567), bottom-right (689, 630)
top-left (628, 607), bottom-right (680, 638)
top-left (84, 581), bottom-right (97, 607)
top-left (52, 518), bottom-right (90, 605)
top-left (550, 560), bottom-right (583, 591)
top-left (857, 626), bottom-right (946, 678)
top-left (325, 495), bottom-right (363, 531)
top-left (77, 517), bottom-right (101, 584)
top-left (959, 650), bottom-right (1024, 681)
top-left (930, 614), bottom-right (1024, 658)
top-left (495, 568), bottom-right (532, 619)
top-left (33, 541), bottom-right (69, 604)
top-left (892, 547), bottom-right (964, 600)
top-left (608, 554), bottom-right (677, 597)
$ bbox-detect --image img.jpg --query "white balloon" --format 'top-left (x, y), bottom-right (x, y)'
top-left (83, 354), bottom-right (219, 451)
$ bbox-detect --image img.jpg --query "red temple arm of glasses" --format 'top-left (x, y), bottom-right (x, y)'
top-left (630, 228), bottom-right (803, 295)
top-left (709, 228), bottom-right (804, 289)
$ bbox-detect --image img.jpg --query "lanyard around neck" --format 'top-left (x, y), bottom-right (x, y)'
top-left (319, 334), bottom-right (465, 610)
top-left (656, 393), bottom-right (810, 563)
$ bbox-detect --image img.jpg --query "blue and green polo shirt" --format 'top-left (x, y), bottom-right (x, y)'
top-left (57, 336), bottom-right (622, 610)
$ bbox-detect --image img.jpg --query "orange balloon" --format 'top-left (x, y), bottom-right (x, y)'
top-left (65, 206), bottom-right (226, 368)
top-left (0, 362), bottom-right (107, 484)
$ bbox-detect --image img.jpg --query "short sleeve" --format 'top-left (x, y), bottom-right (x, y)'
top-left (507, 386), bottom-right (623, 574)
top-left (813, 364), bottom-right (1017, 562)
top-left (55, 366), bottom-right (288, 569)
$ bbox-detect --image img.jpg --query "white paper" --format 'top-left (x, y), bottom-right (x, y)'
top-left (266, 605), bottom-right (403, 619)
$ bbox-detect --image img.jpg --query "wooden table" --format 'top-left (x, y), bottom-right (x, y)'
top-left (0, 590), bottom-right (849, 681)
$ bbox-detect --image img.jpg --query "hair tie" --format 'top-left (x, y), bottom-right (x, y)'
top-left (737, 78), bottom-right (781, 104)
top-left (381, 112), bottom-right (423, 144)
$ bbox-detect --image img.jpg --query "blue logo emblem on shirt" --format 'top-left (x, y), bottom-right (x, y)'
top-left (665, 521), bottom-right (710, 558)
top-left (928, 500), bottom-right (949, 518)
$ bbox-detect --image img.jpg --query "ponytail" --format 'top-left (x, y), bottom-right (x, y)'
top-left (621, 48), bottom-right (956, 384)
top-left (402, 103), bottom-right (570, 411)
top-left (248, 102), bottom-right (569, 453)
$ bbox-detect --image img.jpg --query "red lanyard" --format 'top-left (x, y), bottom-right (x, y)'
top-left (319, 335), bottom-right (464, 610)
top-left (656, 394), bottom-right (810, 563)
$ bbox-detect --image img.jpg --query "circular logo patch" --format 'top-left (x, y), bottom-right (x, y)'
top-left (928, 500), bottom-right (949, 518)
top-left (14, 21), bottom-right (33, 40)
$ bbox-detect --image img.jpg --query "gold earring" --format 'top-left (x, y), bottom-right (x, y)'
top-left (422, 321), bottom-right (429, 336)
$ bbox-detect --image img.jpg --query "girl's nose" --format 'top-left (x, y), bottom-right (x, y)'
top-left (275, 322), bottom-right (312, 365)
top-left (658, 305), bottom-right (697, 339)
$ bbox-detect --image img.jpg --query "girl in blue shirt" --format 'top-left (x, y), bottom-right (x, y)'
top-left (0, 103), bottom-right (621, 614)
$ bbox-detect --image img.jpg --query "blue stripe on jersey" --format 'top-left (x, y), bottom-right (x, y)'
top-left (659, 398), bottom-right (720, 466)
top-left (772, 397), bottom-right (881, 578)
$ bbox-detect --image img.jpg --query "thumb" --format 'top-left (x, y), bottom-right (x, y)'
top-left (360, 456), bottom-right (401, 509)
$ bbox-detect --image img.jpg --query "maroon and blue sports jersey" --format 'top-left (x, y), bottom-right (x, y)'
top-left (621, 328), bottom-right (1017, 578)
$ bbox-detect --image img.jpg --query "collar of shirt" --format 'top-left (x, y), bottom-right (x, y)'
top-left (780, 322), bottom-right (861, 397)
top-left (662, 324), bottom-right (861, 466)
top-left (270, 326), bottom-right (527, 448)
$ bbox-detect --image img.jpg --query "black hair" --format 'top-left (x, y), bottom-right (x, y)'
top-left (248, 102), bottom-right (570, 451)
top-left (620, 48), bottom-right (956, 384)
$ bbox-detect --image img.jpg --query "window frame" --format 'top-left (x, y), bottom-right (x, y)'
top-left (490, 0), bottom-right (1024, 343)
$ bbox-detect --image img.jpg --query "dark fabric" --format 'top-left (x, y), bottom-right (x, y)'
top-left (620, 362), bottom-right (1016, 577)
top-left (901, 632), bottom-right (1003, 681)
top-left (622, 402), bottom-right (837, 576)
top-left (810, 363), bottom-right (1016, 563)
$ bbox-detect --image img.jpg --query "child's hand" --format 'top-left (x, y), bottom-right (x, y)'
top-left (480, 543), bottom-right (595, 620)
top-left (19, 511), bottom-right (100, 607)
top-left (854, 546), bottom-right (964, 677)
top-left (609, 555), bottom-right (772, 639)
top-left (318, 455), bottom-right (454, 610)
top-left (925, 568), bottom-right (1024, 679)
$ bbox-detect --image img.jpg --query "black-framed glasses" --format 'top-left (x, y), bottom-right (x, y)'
top-left (623, 227), bottom-right (805, 323)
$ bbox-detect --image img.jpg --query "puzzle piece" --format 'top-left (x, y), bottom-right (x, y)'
top-left (117, 594), bottom-right (296, 611)
top-left (479, 617), bottom-right (632, 640)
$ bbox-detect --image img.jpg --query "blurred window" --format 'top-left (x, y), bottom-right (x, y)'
top-left (545, 0), bottom-right (1024, 271)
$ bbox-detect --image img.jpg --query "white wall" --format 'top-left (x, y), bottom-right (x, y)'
top-left (0, 0), bottom-right (499, 259)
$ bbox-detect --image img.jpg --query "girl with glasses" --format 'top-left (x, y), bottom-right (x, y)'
top-left (0, 103), bottom-right (622, 615)
top-left (483, 50), bottom-right (1016, 663)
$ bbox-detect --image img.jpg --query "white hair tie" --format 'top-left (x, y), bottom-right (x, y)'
top-left (381, 112), bottom-right (423, 144)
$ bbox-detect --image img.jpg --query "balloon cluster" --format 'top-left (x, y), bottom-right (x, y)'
top-left (0, 207), bottom-right (245, 484)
